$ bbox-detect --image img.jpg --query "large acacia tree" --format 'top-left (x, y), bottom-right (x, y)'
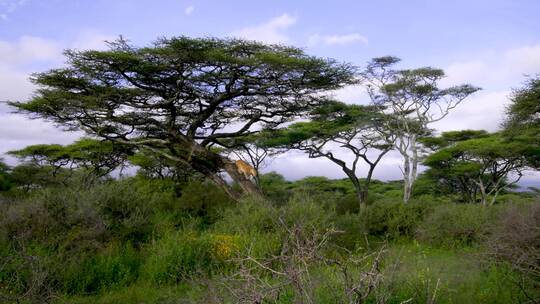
top-left (10, 37), bottom-right (356, 200)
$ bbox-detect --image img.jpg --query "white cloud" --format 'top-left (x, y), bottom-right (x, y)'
top-left (431, 90), bottom-right (510, 132)
top-left (184, 5), bottom-right (194, 15)
top-left (0, 103), bottom-right (83, 162)
top-left (503, 44), bottom-right (540, 76)
top-left (435, 42), bottom-right (540, 133)
top-left (308, 33), bottom-right (368, 46)
top-left (0, 36), bottom-right (60, 67)
top-left (0, 36), bottom-right (61, 103)
top-left (0, 31), bottom-right (114, 164)
top-left (231, 13), bottom-right (297, 44)
top-left (331, 85), bottom-right (368, 104)
top-left (442, 43), bottom-right (540, 90)
top-left (0, 67), bottom-right (35, 101)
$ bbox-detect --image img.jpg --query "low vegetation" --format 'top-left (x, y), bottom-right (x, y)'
top-left (0, 174), bottom-right (538, 303)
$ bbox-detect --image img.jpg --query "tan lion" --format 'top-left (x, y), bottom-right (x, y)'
top-left (235, 159), bottom-right (257, 179)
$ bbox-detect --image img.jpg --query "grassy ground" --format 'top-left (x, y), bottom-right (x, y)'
top-left (59, 242), bottom-right (531, 304)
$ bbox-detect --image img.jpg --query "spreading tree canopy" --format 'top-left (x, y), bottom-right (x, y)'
top-left (9, 36), bottom-right (357, 199)
top-left (423, 133), bottom-right (538, 205)
top-left (260, 101), bottom-right (391, 207)
top-left (8, 138), bottom-right (131, 177)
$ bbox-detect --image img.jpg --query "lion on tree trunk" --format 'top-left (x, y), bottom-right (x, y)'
top-left (235, 160), bottom-right (257, 180)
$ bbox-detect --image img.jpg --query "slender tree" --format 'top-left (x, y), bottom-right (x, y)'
top-left (261, 101), bottom-right (391, 208)
top-left (360, 56), bottom-right (480, 203)
top-left (9, 37), bottom-right (356, 200)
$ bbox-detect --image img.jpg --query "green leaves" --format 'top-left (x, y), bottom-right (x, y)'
top-left (422, 132), bottom-right (536, 203)
top-left (257, 101), bottom-right (379, 149)
top-left (10, 36), bottom-right (356, 158)
top-left (8, 139), bottom-right (130, 177)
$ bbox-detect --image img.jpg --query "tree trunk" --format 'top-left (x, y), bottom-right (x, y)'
top-left (342, 169), bottom-right (367, 211)
top-left (477, 182), bottom-right (487, 206)
top-left (409, 137), bottom-right (419, 201)
top-left (357, 189), bottom-right (368, 212)
top-left (180, 141), bottom-right (262, 201)
top-left (222, 161), bottom-right (262, 198)
top-left (402, 155), bottom-right (412, 203)
top-left (206, 171), bottom-right (243, 201)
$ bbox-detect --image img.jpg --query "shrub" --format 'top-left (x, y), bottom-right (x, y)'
top-left (213, 197), bottom-right (278, 235)
top-left (364, 199), bottom-right (434, 239)
top-left (280, 194), bottom-right (336, 231)
top-left (259, 172), bottom-right (293, 204)
top-left (60, 243), bottom-right (141, 294)
top-left (486, 202), bottom-right (540, 295)
top-left (142, 231), bottom-right (238, 284)
top-left (416, 204), bottom-right (495, 247)
top-left (332, 212), bottom-right (368, 249)
top-left (175, 179), bottom-right (234, 224)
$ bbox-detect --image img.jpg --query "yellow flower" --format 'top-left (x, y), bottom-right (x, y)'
top-left (211, 234), bottom-right (238, 259)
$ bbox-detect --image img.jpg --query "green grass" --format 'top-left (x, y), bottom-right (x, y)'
top-left (60, 282), bottom-right (205, 304)
top-left (57, 242), bottom-right (532, 304)
top-left (382, 242), bottom-right (530, 304)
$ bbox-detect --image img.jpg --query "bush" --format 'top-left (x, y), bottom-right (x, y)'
top-left (259, 172), bottom-right (292, 204)
top-left (174, 179), bottom-right (234, 224)
top-left (486, 202), bottom-right (540, 295)
top-left (213, 197), bottom-right (278, 235)
top-left (60, 243), bottom-right (141, 294)
top-left (332, 212), bottom-right (368, 249)
top-left (416, 204), bottom-right (495, 247)
top-left (142, 231), bottom-right (238, 284)
top-left (364, 199), bottom-right (435, 239)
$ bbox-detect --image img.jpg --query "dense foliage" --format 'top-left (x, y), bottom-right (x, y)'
top-left (10, 37), bottom-right (356, 199)
top-left (1, 37), bottom-right (539, 303)
top-left (0, 174), bottom-right (538, 303)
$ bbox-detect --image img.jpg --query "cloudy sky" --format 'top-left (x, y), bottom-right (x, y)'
top-left (1, 0), bottom-right (539, 185)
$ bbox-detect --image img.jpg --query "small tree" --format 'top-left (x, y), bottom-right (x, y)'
top-left (423, 133), bottom-right (535, 205)
top-left (420, 130), bottom-right (489, 202)
top-left (361, 56), bottom-right (480, 203)
top-left (503, 76), bottom-right (540, 169)
top-left (8, 139), bottom-right (130, 178)
top-left (261, 101), bottom-right (391, 208)
top-left (10, 36), bottom-right (356, 200)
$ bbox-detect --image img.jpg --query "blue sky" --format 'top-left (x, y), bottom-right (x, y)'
top-left (1, 0), bottom-right (539, 184)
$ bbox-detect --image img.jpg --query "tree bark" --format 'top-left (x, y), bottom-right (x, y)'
top-left (402, 155), bottom-right (412, 203)
top-left (342, 168), bottom-right (368, 211)
top-left (175, 140), bottom-right (263, 201)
